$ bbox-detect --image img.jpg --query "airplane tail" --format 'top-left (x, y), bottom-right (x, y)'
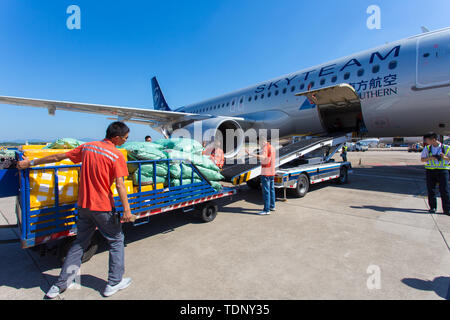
top-left (151, 77), bottom-right (171, 111)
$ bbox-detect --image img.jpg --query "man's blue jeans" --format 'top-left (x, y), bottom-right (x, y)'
top-left (261, 176), bottom-right (275, 212)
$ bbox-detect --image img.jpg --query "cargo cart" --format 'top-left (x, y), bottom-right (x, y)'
top-left (0, 154), bottom-right (235, 262)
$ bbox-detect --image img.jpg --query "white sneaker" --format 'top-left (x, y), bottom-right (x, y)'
top-left (103, 278), bottom-right (132, 297)
top-left (46, 285), bottom-right (61, 299)
top-left (270, 208), bottom-right (276, 212)
top-left (257, 211), bottom-right (270, 215)
top-left (45, 281), bottom-right (77, 299)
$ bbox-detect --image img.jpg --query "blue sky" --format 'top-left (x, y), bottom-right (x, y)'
top-left (0, 0), bottom-right (449, 141)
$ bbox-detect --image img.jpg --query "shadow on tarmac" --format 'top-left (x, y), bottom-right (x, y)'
top-left (349, 205), bottom-right (430, 215)
top-left (402, 277), bottom-right (450, 300)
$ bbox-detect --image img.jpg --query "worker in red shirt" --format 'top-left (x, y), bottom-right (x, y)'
top-left (18, 122), bottom-right (134, 299)
top-left (246, 136), bottom-right (276, 215)
top-left (203, 140), bottom-right (225, 170)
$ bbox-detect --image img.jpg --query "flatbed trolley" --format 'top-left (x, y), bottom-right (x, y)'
top-left (0, 154), bottom-right (235, 262)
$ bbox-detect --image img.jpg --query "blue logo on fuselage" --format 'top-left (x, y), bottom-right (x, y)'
top-left (299, 98), bottom-right (316, 110)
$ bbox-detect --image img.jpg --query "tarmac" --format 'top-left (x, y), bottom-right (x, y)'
top-left (0, 150), bottom-right (449, 300)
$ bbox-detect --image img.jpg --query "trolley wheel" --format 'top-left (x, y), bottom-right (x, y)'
top-left (59, 232), bottom-right (101, 265)
top-left (293, 174), bottom-right (309, 198)
top-left (336, 166), bottom-right (349, 184)
top-left (198, 203), bottom-right (218, 223)
top-left (246, 177), bottom-right (261, 190)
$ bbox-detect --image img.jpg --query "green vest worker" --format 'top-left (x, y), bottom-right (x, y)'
top-left (341, 144), bottom-right (348, 162)
top-left (421, 132), bottom-right (450, 215)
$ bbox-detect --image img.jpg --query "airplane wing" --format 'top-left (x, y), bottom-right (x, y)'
top-left (0, 95), bottom-right (243, 126)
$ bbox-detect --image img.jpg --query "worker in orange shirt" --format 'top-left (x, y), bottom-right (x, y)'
top-left (246, 136), bottom-right (276, 215)
top-left (204, 140), bottom-right (224, 170)
top-left (17, 122), bottom-right (134, 299)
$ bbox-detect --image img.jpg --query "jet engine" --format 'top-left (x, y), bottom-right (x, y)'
top-left (172, 118), bottom-right (245, 158)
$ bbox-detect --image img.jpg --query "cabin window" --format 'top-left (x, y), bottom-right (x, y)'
top-left (309, 81), bottom-right (315, 88)
top-left (372, 65), bottom-right (380, 73)
top-left (232, 100), bottom-right (235, 106)
top-left (343, 73), bottom-right (350, 80)
top-left (227, 102), bottom-right (230, 106)
top-left (254, 95), bottom-right (258, 101)
top-left (275, 90), bottom-right (279, 96)
top-left (388, 61), bottom-right (397, 70)
top-left (357, 69), bottom-right (364, 77)
top-left (282, 88), bottom-right (287, 94)
top-left (268, 92), bottom-right (272, 97)
top-left (300, 84), bottom-right (305, 90)
top-left (320, 78), bottom-right (326, 85)
top-left (240, 98), bottom-right (243, 104)
top-left (261, 94), bottom-right (264, 99)
top-left (248, 96), bottom-right (252, 102)
top-left (423, 53), bottom-right (430, 58)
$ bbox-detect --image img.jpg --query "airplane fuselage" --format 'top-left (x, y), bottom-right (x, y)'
top-left (180, 27), bottom-right (450, 139)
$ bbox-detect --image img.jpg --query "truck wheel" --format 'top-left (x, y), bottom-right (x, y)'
top-left (59, 232), bottom-right (100, 265)
top-left (246, 177), bottom-right (261, 190)
top-left (198, 204), bottom-right (218, 223)
top-left (293, 174), bottom-right (309, 198)
top-left (336, 166), bottom-right (349, 184)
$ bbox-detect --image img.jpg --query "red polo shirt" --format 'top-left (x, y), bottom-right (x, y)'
top-left (261, 142), bottom-right (276, 177)
top-left (66, 139), bottom-right (129, 211)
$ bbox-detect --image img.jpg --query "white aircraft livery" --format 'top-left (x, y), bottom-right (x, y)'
top-left (1, 27), bottom-right (449, 157)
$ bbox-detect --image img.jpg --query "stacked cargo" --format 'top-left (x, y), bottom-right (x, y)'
top-left (123, 138), bottom-right (224, 191)
top-left (23, 137), bottom-right (224, 210)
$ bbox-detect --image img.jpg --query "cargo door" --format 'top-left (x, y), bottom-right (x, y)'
top-left (296, 84), bottom-right (364, 134)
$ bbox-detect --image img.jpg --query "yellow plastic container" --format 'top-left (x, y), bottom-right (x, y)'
top-left (111, 180), bottom-right (134, 197)
top-left (118, 148), bottom-right (128, 160)
top-left (25, 150), bottom-right (79, 209)
top-left (133, 183), bottom-right (164, 194)
top-left (21, 145), bottom-right (47, 150)
top-left (25, 149), bottom-right (132, 209)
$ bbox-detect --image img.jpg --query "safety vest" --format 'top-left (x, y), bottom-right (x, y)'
top-left (425, 144), bottom-right (450, 170)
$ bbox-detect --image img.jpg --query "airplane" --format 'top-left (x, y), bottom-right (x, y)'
top-left (0, 27), bottom-right (449, 158)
